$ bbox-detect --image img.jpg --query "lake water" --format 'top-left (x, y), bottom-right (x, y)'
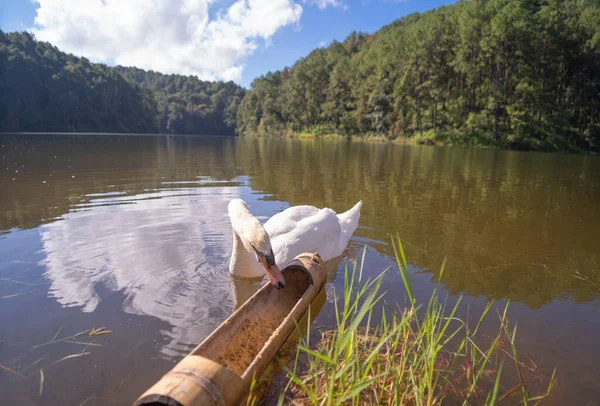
top-left (1, 134), bottom-right (599, 405)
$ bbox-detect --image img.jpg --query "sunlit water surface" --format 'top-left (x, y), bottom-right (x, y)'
top-left (0, 134), bottom-right (599, 405)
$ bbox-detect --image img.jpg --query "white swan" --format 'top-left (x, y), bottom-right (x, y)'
top-left (228, 199), bottom-right (363, 288)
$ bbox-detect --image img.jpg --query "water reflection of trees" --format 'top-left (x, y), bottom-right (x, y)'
top-left (0, 135), bottom-right (238, 231)
top-left (231, 138), bottom-right (600, 308)
top-left (2, 135), bottom-right (599, 308)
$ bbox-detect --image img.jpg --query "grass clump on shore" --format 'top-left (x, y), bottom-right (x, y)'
top-left (279, 238), bottom-right (556, 405)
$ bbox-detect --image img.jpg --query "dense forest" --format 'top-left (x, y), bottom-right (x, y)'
top-left (0, 31), bottom-right (244, 134)
top-left (2, 0), bottom-right (599, 149)
top-left (115, 67), bottom-right (244, 135)
top-left (237, 0), bottom-right (600, 151)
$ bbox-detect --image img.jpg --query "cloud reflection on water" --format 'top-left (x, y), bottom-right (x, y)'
top-left (39, 181), bottom-right (253, 357)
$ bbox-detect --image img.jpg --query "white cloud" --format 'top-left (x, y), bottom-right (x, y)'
top-left (318, 39), bottom-right (327, 47)
top-left (30, 0), bottom-right (303, 83)
top-left (310, 0), bottom-right (344, 9)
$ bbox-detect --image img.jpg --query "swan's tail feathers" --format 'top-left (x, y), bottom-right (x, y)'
top-left (337, 200), bottom-right (363, 253)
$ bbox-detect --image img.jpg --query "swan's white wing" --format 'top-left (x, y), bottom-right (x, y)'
top-left (267, 208), bottom-right (342, 268)
top-left (271, 205), bottom-right (320, 222)
top-left (265, 205), bottom-right (319, 238)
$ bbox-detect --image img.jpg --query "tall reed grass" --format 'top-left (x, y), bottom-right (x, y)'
top-left (278, 237), bottom-right (556, 405)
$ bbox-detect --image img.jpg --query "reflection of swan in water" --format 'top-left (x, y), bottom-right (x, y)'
top-left (228, 199), bottom-right (363, 288)
top-left (230, 275), bottom-right (262, 310)
top-left (326, 245), bottom-right (358, 282)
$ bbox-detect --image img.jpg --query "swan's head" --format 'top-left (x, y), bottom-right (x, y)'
top-left (251, 244), bottom-right (284, 289)
top-left (228, 199), bottom-right (286, 289)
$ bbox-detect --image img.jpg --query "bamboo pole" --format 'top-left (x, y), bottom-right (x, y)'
top-left (135, 252), bottom-right (327, 406)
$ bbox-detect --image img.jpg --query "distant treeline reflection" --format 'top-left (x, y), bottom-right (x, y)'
top-left (1, 135), bottom-right (599, 308)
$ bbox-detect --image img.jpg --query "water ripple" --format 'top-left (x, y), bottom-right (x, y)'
top-left (39, 179), bottom-right (257, 357)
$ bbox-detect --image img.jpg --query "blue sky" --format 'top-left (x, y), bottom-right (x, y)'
top-left (0, 0), bottom-right (458, 87)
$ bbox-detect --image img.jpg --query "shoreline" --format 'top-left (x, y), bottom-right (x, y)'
top-left (3, 131), bottom-right (596, 155)
top-left (242, 131), bottom-right (597, 155)
top-left (0, 132), bottom-right (236, 137)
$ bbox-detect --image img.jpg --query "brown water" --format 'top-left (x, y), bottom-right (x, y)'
top-left (0, 134), bottom-right (599, 405)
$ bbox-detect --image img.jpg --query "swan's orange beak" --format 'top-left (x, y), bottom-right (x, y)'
top-left (259, 257), bottom-right (285, 289)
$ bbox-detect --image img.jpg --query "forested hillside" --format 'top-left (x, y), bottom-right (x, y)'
top-left (115, 67), bottom-right (244, 135)
top-left (0, 31), bottom-right (157, 133)
top-left (237, 0), bottom-right (600, 151)
top-left (0, 31), bottom-right (244, 135)
top-left (2, 0), bottom-right (599, 148)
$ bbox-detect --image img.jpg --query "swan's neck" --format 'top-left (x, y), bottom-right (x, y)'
top-left (229, 229), bottom-right (264, 278)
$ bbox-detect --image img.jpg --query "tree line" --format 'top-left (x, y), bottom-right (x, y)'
top-left (115, 66), bottom-right (244, 135)
top-left (2, 0), bottom-right (599, 150)
top-left (0, 31), bottom-right (244, 135)
top-left (237, 0), bottom-right (600, 151)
